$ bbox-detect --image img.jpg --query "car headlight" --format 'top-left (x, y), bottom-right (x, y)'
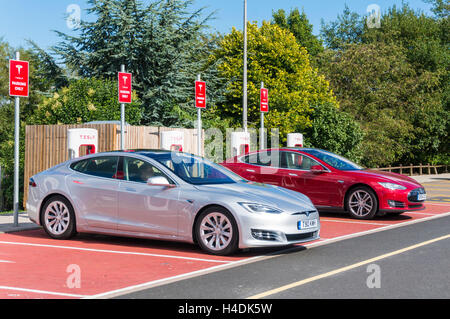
top-left (378, 182), bottom-right (407, 190)
top-left (238, 202), bottom-right (283, 214)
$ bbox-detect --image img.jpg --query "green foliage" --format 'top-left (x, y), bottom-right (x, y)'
top-left (304, 102), bottom-right (364, 163)
top-left (320, 5), bottom-right (364, 50)
top-left (272, 8), bottom-right (324, 61)
top-left (31, 78), bottom-right (142, 125)
top-left (54, 0), bottom-right (216, 126)
top-left (208, 22), bottom-right (338, 143)
top-left (0, 40), bottom-right (52, 210)
top-left (319, 3), bottom-right (449, 167)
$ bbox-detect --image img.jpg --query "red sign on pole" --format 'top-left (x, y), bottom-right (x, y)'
top-left (9, 60), bottom-right (29, 97)
top-left (260, 88), bottom-right (268, 113)
top-left (195, 80), bottom-right (206, 108)
top-left (118, 72), bottom-right (132, 103)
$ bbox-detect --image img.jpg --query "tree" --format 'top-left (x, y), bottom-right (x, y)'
top-left (53, 0), bottom-right (216, 126)
top-left (0, 40), bottom-right (52, 210)
top-left (31, 78), bottom-right (143, 125)
top-left (320, 5), bottom-right (364, 50)
top-left (208, 22), bottom-right (339, 143)
top-left (319, 3), bottom-right (449, 166)
top-left (319, 42), bottom-right (447, 167)
top-left (304, 102), bottom-right (364, 163)
top-left (272, 8), bottom-right (324, 61)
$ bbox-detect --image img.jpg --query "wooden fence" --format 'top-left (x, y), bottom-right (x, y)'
top-left (23, 124), bottom-right (203, 206)
top-left (374, 163), bottom-right (448, 176)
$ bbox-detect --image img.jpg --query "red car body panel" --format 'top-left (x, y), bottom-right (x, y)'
top-left (221, 148), bottom-right (426, 214)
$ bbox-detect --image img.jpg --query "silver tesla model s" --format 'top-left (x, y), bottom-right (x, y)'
top-left (26, 150), bottom-right (320, 255)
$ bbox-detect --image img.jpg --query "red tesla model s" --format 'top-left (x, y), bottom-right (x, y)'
top-left (221, 148), bottom-right (426, 219)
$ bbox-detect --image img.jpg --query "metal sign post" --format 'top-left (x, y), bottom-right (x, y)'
top-left (118, 65), bottom-right (132, 150)
top-left (9, 51), bottom-right (29, 227)
top-left (243, 0), bottom-right (248, 132)
top-left (260, 82), bottom-right (269, 150)
top-left (195, 75), bottom-right (206, 156)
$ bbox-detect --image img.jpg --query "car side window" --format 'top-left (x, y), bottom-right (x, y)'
top-left (280, 152), bottom-right (321, 171)
top-left (242, 151), bottom-right (273, 166)
top-left (71, 156), bottom-right (119, 178)
top-left (123, 157), bottom-right (170, 184)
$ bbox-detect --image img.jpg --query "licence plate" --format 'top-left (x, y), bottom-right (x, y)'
top-left (417, 194), bottom-right (427, 201)
top-left (298, 219), bottom-right (318, 230)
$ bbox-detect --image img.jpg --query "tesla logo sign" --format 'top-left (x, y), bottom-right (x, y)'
top-left (118, 72), bottom-right (132, 103)
top-left (195, 80), bottom-right (206, 108)
top-left (260, 88), bottom-right (268, 113)
top-left (9, 59), bottom-right (29, 97)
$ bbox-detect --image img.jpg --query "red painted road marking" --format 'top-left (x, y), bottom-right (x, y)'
top-left (1, 203), bottom-right (448, 299)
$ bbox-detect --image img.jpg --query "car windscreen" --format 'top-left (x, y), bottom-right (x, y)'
top-left (301, 149), bottom-right (363, 171)
top-left (147, 153), bottom-right (246, 185)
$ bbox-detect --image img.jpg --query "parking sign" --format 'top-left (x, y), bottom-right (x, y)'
top-left (118, 72), bottom-right (132, 103)
top-left (260, 88), bottom-right (268, 113)
top-left (9, 59), bottom-right (29, 97)
top-left (195, 80), bottom-right (206, 108)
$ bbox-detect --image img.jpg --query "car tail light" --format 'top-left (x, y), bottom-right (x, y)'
top-left (29, 178), bottom-right (37, 187)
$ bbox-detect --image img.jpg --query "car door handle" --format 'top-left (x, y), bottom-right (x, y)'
top-left (125, 187), bottom-right (136, 192)
top-left (289, 173), bottom-right (298, 176)
top-left (246, 169), bottom-right (256, 173)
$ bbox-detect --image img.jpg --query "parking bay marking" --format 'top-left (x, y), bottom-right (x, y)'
top-left (0, 241), bottom-right (232, 264)
top-left (0, 286), bottom-right (88, 298)
top-left (87, 211), bottom-right (450, 299)
top-left (247, 233), bottom-right (450, 299)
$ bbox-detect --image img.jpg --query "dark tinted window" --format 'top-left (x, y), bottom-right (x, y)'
top-left (279, 152), bottom-right (321, 170)
top-left (149, 153), bottom-right (244, 185)
top-left (241, 151), bottom-right (275, 166)
top-left (301, 149), bottom-right (362, 171)
top-left (70, 156), bottom-right (119, 178)
top-left (123, 157), bottom-right (170, 184)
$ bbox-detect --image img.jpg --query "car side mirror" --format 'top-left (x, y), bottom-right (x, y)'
top-left (310, 165), bottom-right (326, 173)
top-left (147, 176), bottom-right (175, 187)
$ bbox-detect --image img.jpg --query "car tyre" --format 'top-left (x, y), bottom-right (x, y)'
top-left (195, 206), bottom-right (239, 256)
top-left (41, 195), bottom-right (77, 240)
top-left (346, 186), bottom-right (378, 220)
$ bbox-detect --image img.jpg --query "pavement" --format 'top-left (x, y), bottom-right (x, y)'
top-left (0, 212), bottom-right (40, 233)
top-left (0, 172), bottom-right (448, 234)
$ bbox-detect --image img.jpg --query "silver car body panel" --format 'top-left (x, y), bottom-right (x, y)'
top-left (27, 151), bottom-right (320, 249)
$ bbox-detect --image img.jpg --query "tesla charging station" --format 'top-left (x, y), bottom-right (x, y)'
top-left (67, 128), bottom-right (98, 159)
top-left (231, 131), bottom-right (250, 157)
top-left (160, 131), bottom-right (184, 152)
top-left (287, 133), bottom-right (304, 148)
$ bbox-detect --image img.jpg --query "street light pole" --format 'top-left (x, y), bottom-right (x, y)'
top-left (243, 0), bottom-right (248, 132)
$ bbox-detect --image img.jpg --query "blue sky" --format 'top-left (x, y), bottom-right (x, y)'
top-left (0, 0), bottom-right (433, 50)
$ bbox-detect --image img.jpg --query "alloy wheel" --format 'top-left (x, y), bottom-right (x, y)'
top-left (44, 201), bottom-right (71, 235)
top-left (199, 212), bottom-right (233, 251)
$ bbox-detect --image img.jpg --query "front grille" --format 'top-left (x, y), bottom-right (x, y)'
top-left (388, 200), bottom-right (406, 208)
top-left (291, 210), bottom-right (317, 216)
top-left (251, 229), bottom-right (282, 241)
top-left (285, 231), bottom-right (316, 242)
top-left (408, 204), bottom-right (423, 208)
top-left (408, 188), bottom-right (426, 202)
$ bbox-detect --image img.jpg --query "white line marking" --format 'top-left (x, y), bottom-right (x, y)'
top-left (427, 203), bottom-right (450, 207)
top-left (0, 260), bottom-right (15, 264)
top-left (0, 286), bottom-right (88, 298)
top-left (87, 211), bottom-right (450, 299)
top-left (320, 219), bottom-right (391, 226)
top-left (406, 212), bottom-right (436, 216)
top-left (305, 211), bottom-right (450, 248)
top-left (85, 254), bottom-right (266, 299)
top-left (0, 241), bottom-right (231, 264)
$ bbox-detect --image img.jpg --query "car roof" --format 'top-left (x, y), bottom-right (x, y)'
top-left (94, 149), bottom-right (198, 158)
